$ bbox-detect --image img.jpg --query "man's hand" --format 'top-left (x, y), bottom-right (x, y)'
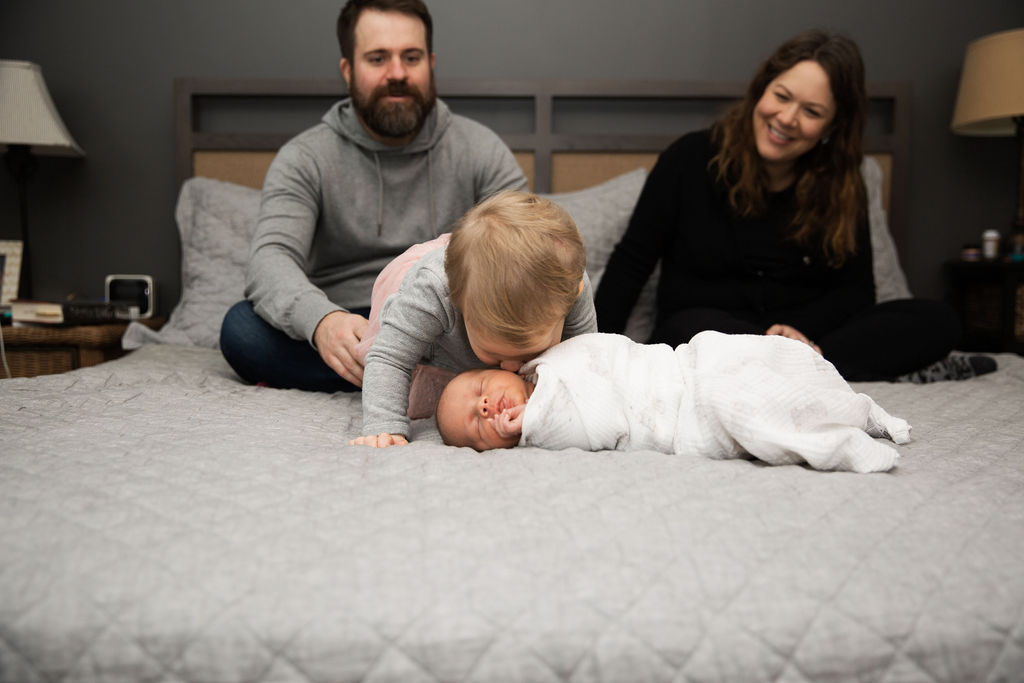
top-left (314, 311), bottom-right (369, 386)
top-left (765, 323), bottom-right (822, 354)
top-left (490, 403), bottom-right (525, 440)
top-left (348, 432), bottom-right (409, 448)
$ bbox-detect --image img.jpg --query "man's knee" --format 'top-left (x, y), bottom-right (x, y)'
top-left (219, 301), bottom-right (268, 381)
top-left (220, 301), bottom-right (262, 349)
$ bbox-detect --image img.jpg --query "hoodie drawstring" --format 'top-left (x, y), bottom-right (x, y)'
top-left (373, 149), bottom-right (436, 236)
top-left (374, 152), bottom-right (384, 236)
top-left (427, 148), bottom-right (436, 235)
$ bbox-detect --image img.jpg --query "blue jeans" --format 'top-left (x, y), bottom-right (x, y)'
top-left (219, 300), bottom-right (369, 393)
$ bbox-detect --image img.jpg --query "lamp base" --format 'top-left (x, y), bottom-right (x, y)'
top-left (4, 144), bottom-right (36, 300)
top-left (1009, 117), bottom-right (1024, 260)
top-left (1015, 116), bottom-right (1024, 232)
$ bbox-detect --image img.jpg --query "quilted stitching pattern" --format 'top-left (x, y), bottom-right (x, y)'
top-left (1, 345), bottom-right (1023, 682)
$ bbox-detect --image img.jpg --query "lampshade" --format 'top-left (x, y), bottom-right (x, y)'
top-left (951, 27), bottom-right (1024, 136)
top-left (0, 60), bottom-right (84, 156)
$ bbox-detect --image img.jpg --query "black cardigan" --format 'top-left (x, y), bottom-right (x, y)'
top-left (595, 130), bottom-right (875, 341)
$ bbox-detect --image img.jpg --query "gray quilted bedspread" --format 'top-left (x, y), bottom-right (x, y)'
top-left (1, 345), bottom-right (1023, 682)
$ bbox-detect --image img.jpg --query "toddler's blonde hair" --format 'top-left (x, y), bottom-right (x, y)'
top-left (446, 190), bottom-right (585, 347)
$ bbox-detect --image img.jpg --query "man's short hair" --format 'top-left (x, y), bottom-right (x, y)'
top-left (337, 0), bottom-right (434, 61)
top-left (446, 191), bottom-right (586, 347)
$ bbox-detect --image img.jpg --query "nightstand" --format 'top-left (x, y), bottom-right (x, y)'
top-left (1, 318), bottom-right (164, 378)
top-left (945, 259), bottom-right (1024, 354)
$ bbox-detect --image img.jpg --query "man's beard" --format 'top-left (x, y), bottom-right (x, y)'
top-left (350, 75), bottom-right (437, 141)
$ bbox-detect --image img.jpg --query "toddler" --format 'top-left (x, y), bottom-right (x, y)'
top-left (436, 331), bottom-right (912, 473)
top-left (351, 190), bottom-right (596, 447)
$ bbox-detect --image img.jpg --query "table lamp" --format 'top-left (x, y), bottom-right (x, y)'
top-left (0, 60), bottom-right (85, 300)
top-left (951, 28), bottom-right (1024, 258)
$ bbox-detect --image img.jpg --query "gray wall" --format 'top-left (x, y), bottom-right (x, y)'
top-left (2, 0), bottom-right (1022, 313)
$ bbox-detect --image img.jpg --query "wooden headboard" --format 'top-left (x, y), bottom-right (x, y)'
top-left (175, 78), bottom-right (911, 254)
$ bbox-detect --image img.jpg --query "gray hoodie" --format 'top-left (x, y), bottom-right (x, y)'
top-left (245, 97), bottom-right (528, 344)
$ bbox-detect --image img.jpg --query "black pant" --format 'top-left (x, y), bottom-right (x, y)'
top-left (649, 299), bottom-right (962, 381)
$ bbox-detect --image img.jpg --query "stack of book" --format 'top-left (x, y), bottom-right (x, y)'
top-left (10, 299), bottom-right (141, 326)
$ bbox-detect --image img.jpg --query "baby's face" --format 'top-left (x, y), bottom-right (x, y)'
top-left (465, 321), bottom-right (563, 372)
top-left (437, 368), bottom-right (534, 451)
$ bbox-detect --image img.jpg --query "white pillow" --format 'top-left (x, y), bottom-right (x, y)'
top-left (862, 156), bottom-right (912, 302)
top-left (123, 177), bottom-right (260, 350)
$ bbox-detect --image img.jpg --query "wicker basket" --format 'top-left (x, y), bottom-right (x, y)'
top-left (7, 348), bottom-right (77, 377)
top-left (1, 320), bottom-right (163, 379)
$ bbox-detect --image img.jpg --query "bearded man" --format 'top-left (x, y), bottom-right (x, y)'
top-left (220, 0), bottom-right (527, 392)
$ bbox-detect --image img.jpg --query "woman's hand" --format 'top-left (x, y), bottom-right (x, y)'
top-left (348, 432), bottom-right (409, 448)
top-left (765, 323), bottom-right (822, 354)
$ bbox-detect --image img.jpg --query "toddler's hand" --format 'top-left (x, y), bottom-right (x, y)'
top-left (348, 432), bottom-right (409, 448)
top-left (491, 403), bottom-right (525, 440)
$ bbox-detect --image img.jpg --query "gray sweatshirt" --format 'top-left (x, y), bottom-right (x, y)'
top-left (362, 247), bottom-right (598, 438)
top-left (245, 97), bottom-right (528, 343)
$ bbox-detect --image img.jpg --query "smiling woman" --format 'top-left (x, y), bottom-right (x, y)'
top-left (752, 60), bottom-right (836, 190)
top-left (594, 29), bottom-right (989, 385)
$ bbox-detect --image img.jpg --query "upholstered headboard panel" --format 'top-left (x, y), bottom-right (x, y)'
top-left (175, 78), bottom-right (910, 253)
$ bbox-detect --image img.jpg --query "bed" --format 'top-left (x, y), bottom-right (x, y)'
top-left (2, 79), bottom-right (1022, 682)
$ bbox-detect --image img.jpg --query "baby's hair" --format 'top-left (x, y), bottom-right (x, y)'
top-left (445, 190), bottom-right (585, 347)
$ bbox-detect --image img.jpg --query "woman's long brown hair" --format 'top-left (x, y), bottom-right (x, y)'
top-left (711, 29), bottom-right (867, 267)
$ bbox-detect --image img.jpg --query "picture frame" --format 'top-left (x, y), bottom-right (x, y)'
top-left (0, 240), bottom-right (24, 304)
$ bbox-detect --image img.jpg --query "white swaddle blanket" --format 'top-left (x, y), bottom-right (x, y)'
top-left (519, 332), bottom-right (910, 473)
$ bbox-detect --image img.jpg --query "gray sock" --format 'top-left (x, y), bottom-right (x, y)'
top-left (892, 354), bottom-right (997, 384)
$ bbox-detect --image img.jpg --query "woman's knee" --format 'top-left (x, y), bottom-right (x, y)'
top-left (879, 298), bottom-right (962, 349)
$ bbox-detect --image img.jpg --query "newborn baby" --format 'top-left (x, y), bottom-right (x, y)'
top-left (435, 331), bottom-right (912, 473)
top-left (436, 366), bottom-right (534, 451)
